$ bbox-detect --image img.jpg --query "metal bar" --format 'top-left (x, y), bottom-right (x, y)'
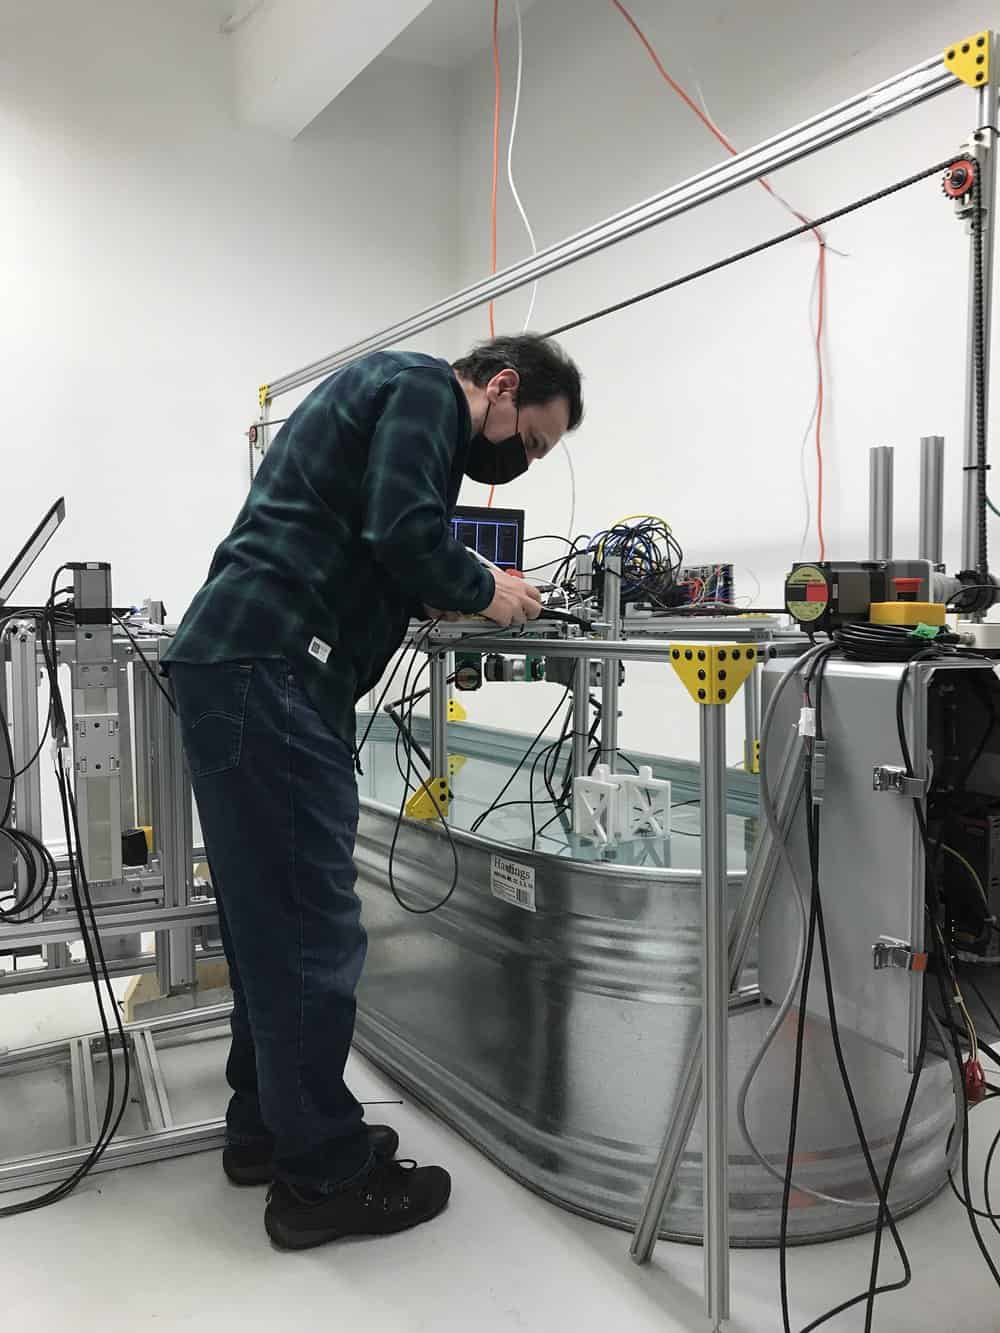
top-left (68, 1038), bottom-right (88, 1146)
top-left (116, 656), bottom-right (136, 832)
top-left (631, 717), bottom-right (805, 1263)
top-left (0, 1119), bottom-right (228, 1194)
top-left (152, 638), bottom-right (195, 996)
top-left (743, 664), bottom-right (761, 773)
top-left (919, 434), bottom-right (946, 566)
top-left (600, 558), bottom-right (622, 769)
top-left (425, 635), bottom-right (764, 664)
top-left (429, 653), bottom-right (448, 779)
top-left (961, 58), bottom-right (998, 574)
top-left (572, 658), bottom-right (590, 777)
top-left (132, 664), bottom-right (153, 827)
top-left (80, 1037), bottom-right (99, 1143)
top-left (868, 445), bottom-right (895, 561)
top-left (699, 704), bottom-right (730, 1328)
top-left (0, 948), bottom-right (222, 995)
top-left (144, 1029), bottom-right (174, 1128)
top-left (264, 56), bottom-right (957, 400)
top-left (131, 1026), bottom-right (164, 1132)
top-left (0, 902), bottom-right (217, 952)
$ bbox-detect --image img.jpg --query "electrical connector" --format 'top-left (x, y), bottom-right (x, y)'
top-left (798, 706), bottom-right (816, 738)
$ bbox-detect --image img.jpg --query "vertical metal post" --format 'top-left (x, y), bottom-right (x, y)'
top-left (132, 666), bottom-right (153, 828)
top-left (429, 652), bottom-right (448, 780)
top-left (699, 703), bottom-right (730, 1329)
top-left (743, 662), bottom-right (761, 773)
top-left (153, 640), bottom-right (194, 995)
top-left (631, 711), bottom-right (805, 1264)
top-left (600, 556), bottom-right (622, 769)
top-left (9, 624), bottom-right (43, 854)
top-left (868, 445), bottom-right (895, 561)
top-left (918, 434), bottom-right (946, 567)
top-left (962, 61), bottom-right (998, 574)
top-left (572, 658), bottom-right (590, 777)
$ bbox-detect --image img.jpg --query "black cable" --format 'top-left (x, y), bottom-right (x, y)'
top-left (781, 647), bottom-right (919, 1333)
top-left (111, 615), bottom-right (176, 714)
top-left (543, 158), bottom-right (960, 341)
top-left (470, 687), bottom-right (573, 834)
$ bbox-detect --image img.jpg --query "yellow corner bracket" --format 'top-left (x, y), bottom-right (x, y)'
top-left (448, 698), bottom-right (467, 722)
top-left (945, 30), bottom-right (991, 87)
top-left (669, 643), bottom-right (759, 706)
top-left (448, 753), bottom-right (466, 779)
top-left (258, 383), bottom-right (270, 409)
top-left (405, 776), bottom-right (449, 820)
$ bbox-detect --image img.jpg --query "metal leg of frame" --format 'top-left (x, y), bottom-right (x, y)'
top-left (600, 557), bottom-right (622, 770)
top-left (153, 648), bottom-right (194, 996)
top-left (961, 57), bottom-right (999, 576)
top-left (699, 703), bottom-right (729, 1329)
top-left (572, 657), bottom-right (590, 777)
top-left (631, 721), bottom-right (804, 1264)
top-left (743, 663), bottom-right (761, 774)
top-left (430, 653), bottom-right (449, 781)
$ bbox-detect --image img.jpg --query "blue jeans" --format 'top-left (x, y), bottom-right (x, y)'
top-left (168, 658), bottom-right (372, 1192)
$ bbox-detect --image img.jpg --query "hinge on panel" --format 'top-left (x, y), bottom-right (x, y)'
top-left (872, 764), bottom-right (927, 798)
top-left (872, 937), bottom-right (928, 973)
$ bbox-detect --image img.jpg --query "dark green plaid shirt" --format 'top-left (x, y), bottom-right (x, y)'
top-left (163, 351), bottom-right (493, 744)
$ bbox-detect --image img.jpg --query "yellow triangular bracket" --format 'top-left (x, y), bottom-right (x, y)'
top-left (405, 776), bottom-right (449, 820)
top-left (448, 698), bottom-right (467, 722)
top-left (945, 31), bottom-right (991, 87)
top-left (448, 753), bottom-right (466, 778)
top-left (668, 643), bottom-right (759, 706)
top-left (258, 383), bottom-right (270, 409)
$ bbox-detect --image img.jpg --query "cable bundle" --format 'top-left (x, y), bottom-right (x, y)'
top-left (833, 621), bottom-right (960, 663)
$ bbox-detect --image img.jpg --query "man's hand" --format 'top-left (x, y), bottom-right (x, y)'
top-left (483, 572), bottom-right (543, 627)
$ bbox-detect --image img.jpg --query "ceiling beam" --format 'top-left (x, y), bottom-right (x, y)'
top-left (231, 0), bottom-right (433, 139)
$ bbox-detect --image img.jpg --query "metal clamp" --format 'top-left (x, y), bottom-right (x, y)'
top-left (872, 764), bottom-right (927, 798)
top-left (872, 936), bottom-right (928, 972)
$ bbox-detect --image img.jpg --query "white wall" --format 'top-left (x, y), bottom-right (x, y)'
top-left (3, 0), bottom-right (458, 620)
top-left (2, 0), bottom-right (460, 837)
top-left (441, 0), bottom-right (998, 763)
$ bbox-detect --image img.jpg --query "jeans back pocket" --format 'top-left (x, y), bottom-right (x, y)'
top-left (175, 663), bottom-right (254, 778)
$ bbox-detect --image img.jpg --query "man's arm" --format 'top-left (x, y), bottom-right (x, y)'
top-left (360, 368), bottom-right (494, 614)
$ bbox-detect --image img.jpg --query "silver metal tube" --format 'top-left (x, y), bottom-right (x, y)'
top-left (430, 653), bottom-right (449, 779)
top-left (743, 663), bottom-right (761, 773)
top-left (869, 445), bottom-right (894, 561)
top-left (153, 642), bottom-right (194, 996)
top-left (631, 697), bottom-right (806, 1264)
top-left (264, 57), bottom-right (956, 400)
top-left (572, 658), bottom-right (590, 777)
top-left (426, 634), bottom-right (770, 664)
top-left (961, 65), bottom-right (998, 574)
top-left (919, 434), bottom-right (946, 566)
top-left (600, 558), bottom-right (622, 769)
top-left (699, 705), bottom-right (730, 1328)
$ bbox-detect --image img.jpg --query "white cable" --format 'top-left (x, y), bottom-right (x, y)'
top-left (504, 0), bottom-right (575, 542)
top-left (506, 0), bottom-right (537, 332)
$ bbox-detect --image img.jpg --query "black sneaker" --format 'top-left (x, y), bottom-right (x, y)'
top-left (264, 1159), bottom-right (451, 1250)
top-left (223, 1124), bottom-right (400, 1187)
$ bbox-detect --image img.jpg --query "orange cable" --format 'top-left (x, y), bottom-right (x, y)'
top-left (486, 0), bottom-right (502, 509)
top-left (610, 0), bottom-right (828, 555)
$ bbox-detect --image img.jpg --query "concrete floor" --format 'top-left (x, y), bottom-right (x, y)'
top-left (2, 982), bottom-right (1000, 1332)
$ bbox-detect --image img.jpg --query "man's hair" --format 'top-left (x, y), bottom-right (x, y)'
top-left (453, 334), bottom-right (584, 431)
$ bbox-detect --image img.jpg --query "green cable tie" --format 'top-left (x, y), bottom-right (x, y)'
top-left (910, 623), bottom-right (941, 640)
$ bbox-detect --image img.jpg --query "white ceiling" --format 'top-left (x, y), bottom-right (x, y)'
top-left (386, 0), bottom-right (540, 69)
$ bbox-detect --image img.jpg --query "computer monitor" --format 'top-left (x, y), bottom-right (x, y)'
top-left (0, 498), bottom-right (66, 607)
top-left (450, 505), bottom-right (524, 571)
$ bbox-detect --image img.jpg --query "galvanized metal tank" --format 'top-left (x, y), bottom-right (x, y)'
top-left (354, 718), bottom-right (953, 1246)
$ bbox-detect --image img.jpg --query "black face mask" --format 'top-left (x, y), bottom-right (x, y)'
top-left (464, 405), bottom-right (529, 486)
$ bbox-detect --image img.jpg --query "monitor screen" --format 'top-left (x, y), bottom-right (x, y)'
top-left (0, 498), bottom-right (66, 606)
top-left (450, 505), bottom-right (524, 571)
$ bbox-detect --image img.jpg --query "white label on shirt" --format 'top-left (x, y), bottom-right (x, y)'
top-left (490, 854), bottom-right (536, 912)
top-left (308, 636), bottom-right (332, 664)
